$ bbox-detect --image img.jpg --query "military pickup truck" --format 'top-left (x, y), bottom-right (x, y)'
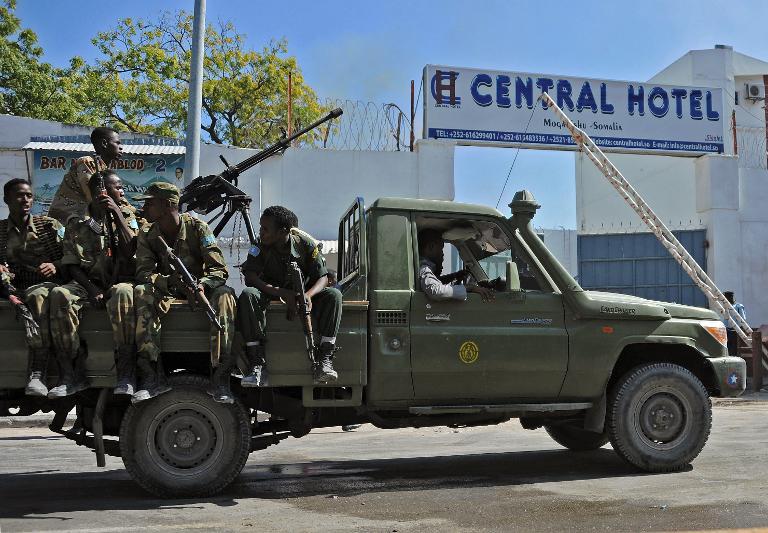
top-left (0, 191), bottom-right (746, 498)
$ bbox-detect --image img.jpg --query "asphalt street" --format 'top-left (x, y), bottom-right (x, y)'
top-left (1, 402), bottom-right (767, 532)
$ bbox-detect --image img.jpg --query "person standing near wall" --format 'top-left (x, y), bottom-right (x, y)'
top-left (722, 290), bottom-right (747, 356)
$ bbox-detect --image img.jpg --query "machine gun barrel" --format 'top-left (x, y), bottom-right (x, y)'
top-left (155, 236), bottom-right (224, 332)
top-left (179, 108), bottom-right (343, 209)
top-left (287, 261), bottom-right (315, 364)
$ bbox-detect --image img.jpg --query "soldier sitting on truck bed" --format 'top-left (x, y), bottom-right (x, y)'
top-left (49, 170), bottom-right (143, 398)
top-left (238, 205), bottom-right (341, 387)
top-left (133, 182), bottom-right (237, 404)
top-left (417, 229), bottom-right (494, 302)
top-left (47, 127), bottom-right (123, 224)
top-left (0, 178), bottom-right (67, 397)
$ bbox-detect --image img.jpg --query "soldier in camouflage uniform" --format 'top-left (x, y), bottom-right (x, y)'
top-left (47, 127), bottom-right (123, 224)
top-left (133, 182), bottom-right (237, 404)
top-left (239, 205), bottom-right (341, 386)
top-left (0, 179), bottom-right (66, 397)
top-left (48, 170), bottom-right (144, 398)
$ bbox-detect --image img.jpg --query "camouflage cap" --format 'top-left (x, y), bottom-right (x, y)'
top-left (133, 181), bottom-right (180, 204)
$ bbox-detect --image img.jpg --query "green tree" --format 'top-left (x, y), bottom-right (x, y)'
top-left (0, 0), bottom-right (84, 122)
top-left (86, 10), bottom-right (326, 147)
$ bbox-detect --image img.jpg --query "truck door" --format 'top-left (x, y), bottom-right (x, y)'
top-left (409, 217), bottom-right (569, 401)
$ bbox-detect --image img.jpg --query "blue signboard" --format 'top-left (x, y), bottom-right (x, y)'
top-left (31, 150), bottom-right (185, 214)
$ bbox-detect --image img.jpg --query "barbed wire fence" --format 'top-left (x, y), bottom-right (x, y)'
top-left (735, 126), bottom-right (767, 170)
top-left (302, 98), bottom-right (415, 152)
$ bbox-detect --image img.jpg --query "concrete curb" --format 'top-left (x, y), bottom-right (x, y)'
top-left (0, 409), bottom-right (77, 429)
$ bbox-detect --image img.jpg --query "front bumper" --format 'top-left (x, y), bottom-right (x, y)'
top-left (708, 356), bottom-right (747, 397)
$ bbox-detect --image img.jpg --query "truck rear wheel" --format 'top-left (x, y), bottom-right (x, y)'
top-left (608, 363), bottom-right (711, 472)
top-left (544, 423), bottom-right (609, 451)
top-left (120, 373), bottom-right (251, 498)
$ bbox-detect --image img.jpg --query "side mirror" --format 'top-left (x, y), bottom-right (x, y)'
top-left (506, 261), bottom-right (521, 292)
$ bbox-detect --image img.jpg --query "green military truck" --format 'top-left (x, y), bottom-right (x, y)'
top-left (0, 191), bottom-right (746, 498)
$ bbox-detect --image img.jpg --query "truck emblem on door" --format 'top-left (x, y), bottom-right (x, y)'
top-left (459, 341), bottom-right (479, 364)
top-left (426, 313), bottom-right (451, 322)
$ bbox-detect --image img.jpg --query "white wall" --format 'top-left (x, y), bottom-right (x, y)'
top-left (539, 228), bottom-right (578, 277)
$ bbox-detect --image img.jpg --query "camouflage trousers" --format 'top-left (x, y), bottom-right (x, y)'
top-left (47, 282), bottom-right (137, 360)
top-left (134, 283), bottom-right (236, 366)
top-left (23, 282), bottom-right (60, 350)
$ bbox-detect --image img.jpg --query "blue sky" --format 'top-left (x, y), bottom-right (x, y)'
top-left (15, 0), bottom-right (768, 228)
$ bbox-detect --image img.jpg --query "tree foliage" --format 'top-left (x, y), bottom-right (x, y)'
top-left (85, 11), bottom-right (326, 147)
top-left (0, 0), bottom-right (85, 122)
top-left (1, 3), bottom-right (325, 148)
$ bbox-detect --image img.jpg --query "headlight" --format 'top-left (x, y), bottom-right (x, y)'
top-left (701, 320), bottom-right (728, 346)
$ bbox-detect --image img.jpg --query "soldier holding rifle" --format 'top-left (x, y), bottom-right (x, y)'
top-left (238, 205), bottom-right (342, 387)
top-left (0, 178), bottom-right (66, 397)
top-left (133, 182), bottom-right (236, 403)
top-left (50, 170), bottom-right (143, 398)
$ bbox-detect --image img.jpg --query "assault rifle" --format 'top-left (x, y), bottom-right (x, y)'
top-left (155, 236), bottom-right (224, 332)
top-left (0, 271), bottom-right (40, 338)
top-left (179, 108), bottom-right (343, 244)
top-left (287, 261), bottom-right (315, 365)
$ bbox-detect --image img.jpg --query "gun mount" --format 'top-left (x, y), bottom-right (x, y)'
top-left (179, 108), bottom-right (343, 244)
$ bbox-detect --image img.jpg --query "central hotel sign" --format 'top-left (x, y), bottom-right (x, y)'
top-left (423, 65), bottom-right (725, 155)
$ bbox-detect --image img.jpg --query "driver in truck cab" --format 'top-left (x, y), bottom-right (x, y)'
top-left (417, 229), bottom-right (494, 302)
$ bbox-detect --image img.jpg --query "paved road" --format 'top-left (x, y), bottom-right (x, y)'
top-left (1, 403), bottom-right (767, 532)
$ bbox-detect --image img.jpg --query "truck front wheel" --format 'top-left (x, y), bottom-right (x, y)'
top-left (544, 423), bottom-right (609, 451)
top-left (608, 363), bottom-right (711, 472)
top-left (120, 373), bottom-right (251, 498)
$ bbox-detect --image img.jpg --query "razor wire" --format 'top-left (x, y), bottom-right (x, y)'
top-left (301, 98), bottom-right (414, 152)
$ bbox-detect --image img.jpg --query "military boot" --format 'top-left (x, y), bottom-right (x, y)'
top-left (241, 344), bottom-right (268, 388)
top-left (314, 342), bottom-right (338, 384)
top-left (208, 355), bottom-right (235, 404)
top-left (114, 347), bottom-right (137, 396)
top-left (48, 354), bottom-right (88, 398)
top-left (25, 347), bottom-right (49, 397)
top-left (131, 358), bottom-right (171, 404)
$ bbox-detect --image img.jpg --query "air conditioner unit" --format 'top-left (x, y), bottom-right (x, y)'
top-left (744, 83), bottom-right (765, 101)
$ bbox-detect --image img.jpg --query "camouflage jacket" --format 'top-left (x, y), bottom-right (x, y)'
top-left (62, 203), bottom-right (143, 288)
top-left (136, 213), bottom-right (228, 296)
top-left (241, 229), bottom-right (327, 289)
top-left (0, 215), bottom-right (66, 290)
top-left (47, 155), bottom-right (106, 224)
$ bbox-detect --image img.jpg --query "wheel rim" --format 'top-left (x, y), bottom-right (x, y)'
top-left (632, 386), bottom-right (692, 450)
top-left (146, 402), bottom-right (225, 477)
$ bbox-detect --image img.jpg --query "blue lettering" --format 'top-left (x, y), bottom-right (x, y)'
top-left (600, 83), bottom-right (614, 114)
top-left (648, 86), bottom-right (669, 118)
top-left (537, 78), bottom-right (554, 108)
top-left (705, 91), bottom-right (720, 121)
top-left (515, 77), bottom-right (533, 109)
top-left (576, 82), bottom-right (597, 113)
top-left (556, 79), bottom-right (574, 111)
top-left (497, 75), bottom-right (511, 108)
top-left (471, 74), bottom-right (493, 107)
top-left (628, 85), bottom-right (644, 116)
top-left (690, 89), bottom-right (703, 120)
top-left (671, 88), bottom-right (687, 118)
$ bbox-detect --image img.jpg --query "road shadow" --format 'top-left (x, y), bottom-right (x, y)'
top-left (0, 447), bottom-right (667, 519)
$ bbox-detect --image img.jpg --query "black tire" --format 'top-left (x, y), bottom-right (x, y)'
top-left (120, 373), bottom-right (251, 498)
top-left (544, 423), bottom-right (609, 451)
top-left (608, 363), bottom-right (711, 472)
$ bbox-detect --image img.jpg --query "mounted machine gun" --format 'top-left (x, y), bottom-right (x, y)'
top-left (179, 108), bottom-right (343, 244)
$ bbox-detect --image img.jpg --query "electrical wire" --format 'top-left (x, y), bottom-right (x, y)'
top-left (495, 104), bottom-right (538, 209)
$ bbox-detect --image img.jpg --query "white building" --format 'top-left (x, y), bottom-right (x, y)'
top-left (576, 45), bottom-right (768, 326)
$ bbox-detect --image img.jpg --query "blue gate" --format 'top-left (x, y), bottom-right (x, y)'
top-left (578, 230), bottom-right (708, 307)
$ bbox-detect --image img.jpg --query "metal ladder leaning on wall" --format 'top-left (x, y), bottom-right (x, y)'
top-left (539, 91), bottom-right (768, 372)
